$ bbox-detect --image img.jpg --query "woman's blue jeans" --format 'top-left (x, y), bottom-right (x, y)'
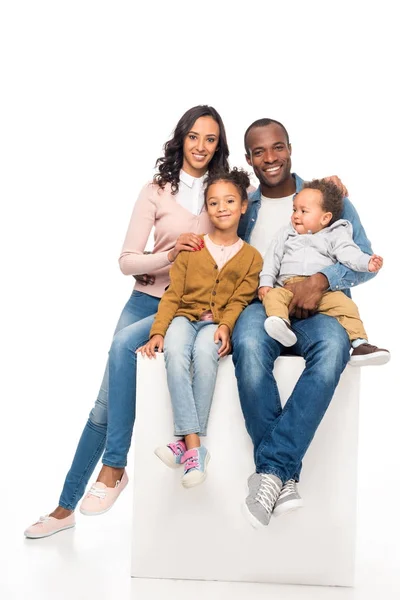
top-left (59, 290), bottom-right (159, 510)
top-left (164, 317), bottom-right (219, 437)
top-left (231, 300), bottom-right (350, 484)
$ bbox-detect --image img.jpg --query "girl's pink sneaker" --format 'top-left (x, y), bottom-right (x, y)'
top-left (24, 513), bottom-right (75, 539)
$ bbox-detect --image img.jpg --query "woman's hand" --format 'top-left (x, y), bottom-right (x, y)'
top-left (167, 233), bottom-right (204, 262)
top-left (258, 286), bottom-right (272, 301)
top-left (136, 335), bottom-right (164, 358)
top-left (214, 324), bottom-right (231, 357)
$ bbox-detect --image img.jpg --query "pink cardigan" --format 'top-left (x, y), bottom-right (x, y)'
top-left (119, 182), bottom-right (214, 298)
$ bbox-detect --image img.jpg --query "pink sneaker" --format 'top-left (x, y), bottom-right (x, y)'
top-left (79, 470), bottom-right (128, 516)
top-left (24, 513), bottom-right (75, 539)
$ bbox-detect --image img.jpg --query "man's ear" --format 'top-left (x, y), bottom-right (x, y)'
top-left (288, 143), bottom-right (292, 156)
top-left (245, 153), bottom-right (252, 167)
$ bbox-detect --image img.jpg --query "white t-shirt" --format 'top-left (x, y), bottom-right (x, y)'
top-left (250, 194), bottom-right (295, 257)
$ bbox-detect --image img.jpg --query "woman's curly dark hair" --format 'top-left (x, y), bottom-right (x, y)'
top-left (204, 167), bottom-right (250, 205)
top-left (302, 179), bottom-right (344, 224)
top-left (153, 105), bottom-right (230, 194)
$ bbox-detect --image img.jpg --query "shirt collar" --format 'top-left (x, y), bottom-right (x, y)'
top-left (180, 169), bottom-right (206, 189)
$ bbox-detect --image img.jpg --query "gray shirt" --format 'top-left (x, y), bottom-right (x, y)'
top-left (260, 219), bottom-right (371, 288)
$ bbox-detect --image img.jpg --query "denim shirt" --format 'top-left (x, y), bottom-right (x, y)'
top-left (238, 173), bottom-right (376, 297)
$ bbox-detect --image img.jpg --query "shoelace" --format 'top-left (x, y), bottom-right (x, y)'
top-left (256, 475), bottom-right (281, 513)
top-left (37, 515), bottom-right (51, 524)
top-left (87, 486), bottom-right (107, 499)
top-left (168, 440), bottom-right (186, 456)
top-left (182, 449), bottom-right (200, 472)
top-left (279, 479), bottom-right (296, 499)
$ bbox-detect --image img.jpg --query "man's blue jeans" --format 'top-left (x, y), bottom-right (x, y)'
top-left (59, 291), bottom-right (159, 510)
top-left (164, 317), bottom-right (219, 437)
top-left (231, 300), bottom-right (350, 484)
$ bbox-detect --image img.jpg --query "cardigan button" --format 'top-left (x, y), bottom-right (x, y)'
top-left (216, 279), bottom-right (220, 283)
top-left (214, 265), bottom-right (218, 269)
top-left (211, 302), bottom-right (215, 306)
top-left (212, 291), bottom-right (216, 296)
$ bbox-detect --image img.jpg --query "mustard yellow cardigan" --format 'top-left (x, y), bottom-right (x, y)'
top-left (150, 239), bottom-right (263, 338)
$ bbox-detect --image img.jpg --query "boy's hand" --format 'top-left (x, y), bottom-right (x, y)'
top-left (258, 286), bottom-right (272, 301)
top-left (136, 335), bottom-right (164, 358)
top-left (368, 254), bottom-right (383, 272)
top-left (214, 324), bottom-right (231, 357)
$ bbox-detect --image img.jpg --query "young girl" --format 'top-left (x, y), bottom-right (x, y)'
top-left (25, 105), bottom-right (230, 538)
top-left (138, 169), bottom-right (263, 488)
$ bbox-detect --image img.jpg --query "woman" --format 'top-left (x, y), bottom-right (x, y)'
top-left (25, 105), bottom-right (230, 538)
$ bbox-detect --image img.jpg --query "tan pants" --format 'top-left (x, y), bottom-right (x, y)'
top-left (263, 276), bottom-right (368, 341)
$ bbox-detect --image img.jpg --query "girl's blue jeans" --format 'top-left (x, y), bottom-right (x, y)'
top-left (59, 290), bottom-right (159, 510)
top-left (164, 317), bottom-right (220, 437)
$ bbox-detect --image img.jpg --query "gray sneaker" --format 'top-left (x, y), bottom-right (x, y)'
top-left (273, 479), bottom-right (303, 517)
top-left (243, 473), bottom-right (282, 528)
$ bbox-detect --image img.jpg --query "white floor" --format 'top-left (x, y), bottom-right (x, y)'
top-left (4, 365), bottom-right (400, 600)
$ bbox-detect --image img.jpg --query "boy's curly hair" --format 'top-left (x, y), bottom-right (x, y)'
top-left (204, 167), bottom-right (250, 205)
top-left (302, 179), bottom-right (344, 224)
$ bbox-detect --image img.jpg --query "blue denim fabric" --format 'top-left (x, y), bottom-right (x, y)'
top-left (59, 291), bottom-right (159, 510)
top-left (232, 300), bottom-right (350, 483)
top-left (238, 174), bottom-right (376, 296)
top-left (164, 317), bottom-right (219, 436)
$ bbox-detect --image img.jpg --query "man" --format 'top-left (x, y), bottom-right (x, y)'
top-left (234, 118), bottom-right (375, 527)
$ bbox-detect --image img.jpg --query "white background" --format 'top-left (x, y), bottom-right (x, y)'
top-left (1, 1), bottom-right (399, 599)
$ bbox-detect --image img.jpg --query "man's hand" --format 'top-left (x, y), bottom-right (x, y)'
top-left (214, 324), bottom-right (231, 357)
top-left (368, 254), bottom-right (383, 272)
top-left (285, 274), bottom-right (328, 319)
top-left (258, 286), bottom-right (272, 301)
top-left (323, 175), bottom-right (348, 197)
top-left (135, 274), bottom-right (155, 286)
top-left (136, 335), bottom-right (164, 358)
top-left (167, 233), bottom-right (204, 262)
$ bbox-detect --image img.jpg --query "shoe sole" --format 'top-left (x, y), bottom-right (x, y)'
top-left (264, 317), bottom-right (297, 347)
top-left (181, 452), bottom-right (210, 489)
top-left (154, 447), bottom-right (182, 469)
top-left (241, 502), bottom-right (268, 529)
top-left (273, 498), bottom-right (304, 517)
top-left (24, 524), bottom-right (75, 539)
top-left (349, 351), bottom-right (391, 366)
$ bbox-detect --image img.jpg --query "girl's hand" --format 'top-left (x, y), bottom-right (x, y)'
top-left (136, 335), bottom-right (164, 358)
top-left (214, 324), bottom-right (231, 357)
top-left (368, 254), bottom-right (383, 272)
top-left (258, 286), bottom-right (272, 301)
top-left (167, 233), bottom-right (204, 262)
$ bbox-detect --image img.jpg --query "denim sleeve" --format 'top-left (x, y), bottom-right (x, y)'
top-left (320, 198), bottom-right (377, 291)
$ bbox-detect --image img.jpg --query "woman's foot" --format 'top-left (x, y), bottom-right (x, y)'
top-left (79, 466), bottom-right (128, 516)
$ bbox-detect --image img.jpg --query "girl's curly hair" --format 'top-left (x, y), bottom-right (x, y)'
top-left (153, 105), bottom-right (230, 194)
top-left (204, 167), bottom-right (251, 205)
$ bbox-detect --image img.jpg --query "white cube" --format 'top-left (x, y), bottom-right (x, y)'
top-left (132, 354), bottom-right (360, 586)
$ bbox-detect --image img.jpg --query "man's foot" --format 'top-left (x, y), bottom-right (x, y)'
top-left (79, 470), bottom-right (128, 516)
top-left (154, 439), bottom-right (187, 468)
top-left (243, 473), bottom-right (282, 528)
top-left (264, 316), bottom-right (297, 347)
top-left (181, 446), bottom-right (210, 489)
top-left (24, 513), bottom-right (75, 539)
top-left (349, 343), bottom-right (390, 366)
top-left (273, 479), bottom-right (303, 517)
